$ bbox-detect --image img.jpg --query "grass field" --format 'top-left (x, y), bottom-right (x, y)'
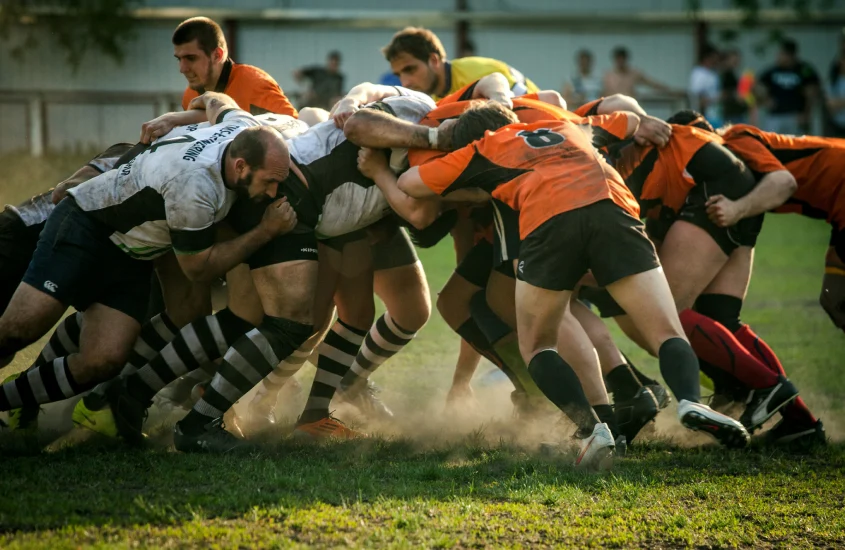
top-left (1, 153), bottom-right (844, 548)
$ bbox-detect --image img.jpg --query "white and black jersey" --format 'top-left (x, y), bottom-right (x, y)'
top-left (162, 113), bottom-right (307, 142)
top-left (5, 143), bottom-right (134, 228)
top-left (68, 109), bottom-right (261, 260)
top-left (285, 88), bottom-right (435, 238)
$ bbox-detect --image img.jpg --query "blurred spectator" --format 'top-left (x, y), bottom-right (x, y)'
top-left (826, 35), bottom-right (845, 137)
top-left (688, 43), bottom-right (722, 127)
top-left (378, 71), bottom-right (402, 87)
top-left (603, 45), bottom-right (677, 98)
top-left (293, 50), bottom-right (345, 110)
top-left (720, 48), bottom-right (757, 125)
top-left (563, 49), bottom-right (601, 108)
top-left (757, 38), bottom-right (820, 134)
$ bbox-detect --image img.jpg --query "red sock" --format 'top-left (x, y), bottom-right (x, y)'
top-left (734, 324), bottom-right (817, 425)
top-left (679, 309), bottom-right (779, 389)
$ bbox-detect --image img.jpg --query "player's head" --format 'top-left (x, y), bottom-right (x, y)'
top-left (699, 43), bottom-right (720, 68)
top-left (449, 101), bottom-right (519, 149)
top-left (723, 47), bottom-right (741, 70)
top-left (327, 50), bottom-right (342, 72)
top-left (173, 17), bottom-right (228, 91)
top-left (227, 127), bottom-right (290, 202)
top-left (778, 38), bottom-right (798, 67)
top-left (667, 109), bottom-right (715, 133)
top-left (577, 49), bottom-right (593, 74)
top-left (382, 27), bottom-right (447, 95)
top-left (612, 46), bottom-right (629, 69)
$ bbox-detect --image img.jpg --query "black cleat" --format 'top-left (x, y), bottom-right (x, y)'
top-left (174, 417), bottom-right (252, 453)
top-left (766, 418), bottom-right (826, 448)
top-left (337, 379), bottom-right (394, 422)
top-left (614, 386), bottom-right (659, 444)
top-left (105, 379), bottom-right (150, 445)
top-left (646, 384), bottom-right (671, 409)
top-left (739, 376), bottom-right (799, 433)
top-left (678, 399), bottom-right (750, 448)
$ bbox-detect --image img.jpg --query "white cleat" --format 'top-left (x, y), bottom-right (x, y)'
top-left (574, 422), bottom-right (616, 471)
top-left (678, 399), bottom-right (750, 448)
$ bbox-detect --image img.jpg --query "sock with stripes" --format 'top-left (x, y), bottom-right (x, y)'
top-left (253, 344), bottom-right (312, 401)
top-left (124, 308), bottom-right (256, 406)
top-left (83, 312), bottom-right (180, 410)
top-left (339, 313), bottom-right (416, 391)
top-left (298, 319), bottom-right (366, 425)
top-left (32, 312), bottom-right (83, 368)
top-left (0, 357), bottom-right (92, 411)
top-left (179, 317), bottom-right (313, 435)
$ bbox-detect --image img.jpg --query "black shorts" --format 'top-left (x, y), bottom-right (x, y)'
top-left (517, 200), bottom-right (660, 292)
top-left (491, 199), bottom-right (520, 268)
top-left (226, 196), bottom-right (318, 269)
top-left (372, 227), bottom-right (418, 271)
top-left (22, 199), bottom-right (153, 322)
top-left (676, 142), bottom-right (764, 256)
top-left (455, 240), bottom-right (515, 287)
top-left (0, 209), bottom-right (44, 313)
top-left (831, 225), bottom-right (845, 263)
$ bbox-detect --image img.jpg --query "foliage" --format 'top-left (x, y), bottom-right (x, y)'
top-left (0, 0), bottom-right (142, 72)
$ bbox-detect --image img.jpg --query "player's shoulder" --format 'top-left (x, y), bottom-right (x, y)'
top-left (231, 62), bottom-right (279, 84)
top-left (453, 57), bottom-right (507, 71)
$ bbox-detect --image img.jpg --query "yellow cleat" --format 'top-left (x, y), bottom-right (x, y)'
top-left (3, 373), bottom-right (40, 432)
top-left (294, 415), bottom-right (366, 440)
top-left (71, 398), bottom-right (119, 438)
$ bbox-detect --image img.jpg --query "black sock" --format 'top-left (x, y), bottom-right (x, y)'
top-left (622, 353), bottom-right (658, 387)
top-left (455, 318), bottom-right (525, 391)
top-left (658, 338), bottom-right (701, 403)
top-left (527, 349), bottom-right (597, 433)
top-left (593, 404), bottom-right (618, 439)
top-left (604, 364), bottom-right (642, 402)
top-left (694, 294), bottom-right (744, 333)
top-left (469, 291), bottom-right (512, 345)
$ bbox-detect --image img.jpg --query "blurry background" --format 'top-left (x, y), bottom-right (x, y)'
top-left (1, 0), bottom-right (845, 155)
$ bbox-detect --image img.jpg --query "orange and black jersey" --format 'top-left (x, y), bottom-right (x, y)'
top-left (612, 124), bottom-right (730, 219)
top-left (722, 124), bottom-right (845, 227)
top-left (182, 59), bottom-right (298, 117)
top-left (417, 117), bottom-right (639, 239)
top-left (409, 80), bottom-right (597, 167)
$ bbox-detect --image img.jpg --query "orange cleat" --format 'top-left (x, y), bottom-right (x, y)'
top-left (293, 415), bottom-right (366, 440)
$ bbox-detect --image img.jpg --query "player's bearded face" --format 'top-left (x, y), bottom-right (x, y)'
top-left (235, 169), bottom-right (265, 203)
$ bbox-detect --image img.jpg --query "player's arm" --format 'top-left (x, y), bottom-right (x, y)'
top-left (705, 169), bottom-right (797, 227)
top-left (399, 145), bottom-right (494, 204)
top-left (706, 138), bottom-right (797, 227)
top-left (187, 92), bottom-right (242, 125)
top-left (587, 94), bottom-right (670, 147)
top-left (169, 174), bottom-right (297, 282)
top-left (51, 165), bottom-right (101, 204)
top-left (344, 108), bottom-right (436, 150)
top-left (139, 110), bottom-right (208, 144)
top-left (471, 72), bottom-right (513, 107)
top-left (330, 82), bottom-right (403, 128)
top-left (584, 112), bottom-right (641, 147)
top-left (357, 147), bottom-right (441, 229)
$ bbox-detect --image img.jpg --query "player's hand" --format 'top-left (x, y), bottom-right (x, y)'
top-left (51, 183), bottom-right (69, 205)
top-left (445, 382), bottom-right (479, 412)
top-left (259, 197), bottom-right (297, 236)
top-left (634, 115), bottom-right (672, 148)
top-left (705, 194), bottom-right (745, 227)
top-left (331, 98), bottom-right (360, 128)
top-left (357, 147), bottom-right (390, 179)
top-left (486, 91), bottom-right (514, 110)
top-left (140, 113), bottom-right (178, 144)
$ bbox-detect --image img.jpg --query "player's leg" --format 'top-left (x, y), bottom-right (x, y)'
top-left (338, 229), bottom-right (428, 419)
top-left (173, 252), bottom-right (319, 452)
top-left (820, 227), bottom-right (845, 332)
top-left (296, 237), bottom-right (373, 437)
top-left (696, 247), bottom-right (809, 435)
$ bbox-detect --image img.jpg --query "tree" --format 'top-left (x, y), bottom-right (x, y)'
top-left (0, 0), bottom-right (143, 71)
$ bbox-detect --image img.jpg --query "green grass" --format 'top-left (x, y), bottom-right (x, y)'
top-left (1, 153), bottom-right (845, 548)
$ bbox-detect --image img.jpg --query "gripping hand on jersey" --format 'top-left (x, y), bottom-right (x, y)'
top-left (140, 110), bottom-right (207, 144)
top-left (260, 197), bottom-right (298, 236)
top-left (634, 115), bottom-right (672, 148)
top-left (356, 147), bottom-right (391, 180)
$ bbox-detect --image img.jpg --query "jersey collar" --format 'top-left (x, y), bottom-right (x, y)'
top-left (441, 61), bottom-right (452, 97)
top-left (215, 58), bottom-right (235, 93)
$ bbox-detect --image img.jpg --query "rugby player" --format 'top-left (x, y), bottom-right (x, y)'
top-left (0, 97), bottom-right (298, 416)
top-left (88, 88), bottom-right (439, 450)
top-left (370, 102), bottom-right (753, 462)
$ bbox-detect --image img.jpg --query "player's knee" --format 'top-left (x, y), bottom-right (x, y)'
top-left (390, 294), bottom-right (430, 333)
top-left (0, 319), bottom-right (42, 356)
top-left (436, 287), bottom-right (468, 330)
top-left (76, 351), bottom-right (130, 385)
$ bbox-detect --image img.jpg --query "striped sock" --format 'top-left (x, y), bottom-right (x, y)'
top-left (124, 309), bottom-right (255, 405)
top-left (181, 317), bottom-right (313, 433)
top-left (255, 345), bottom-right (312, 399)
top-left (340, 313), bottom-right (416, 390)
top-left (0, 358), bottom-right (90, 410)
top-left (34, 312), bottom-right (83, 367)
top-left (298, 319), bottom-right (366, 424)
